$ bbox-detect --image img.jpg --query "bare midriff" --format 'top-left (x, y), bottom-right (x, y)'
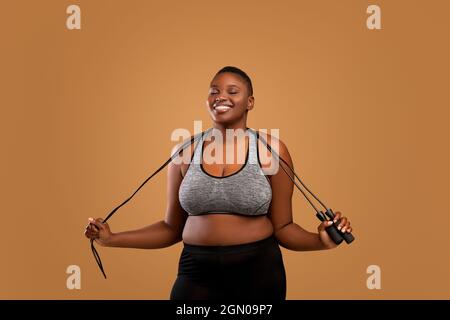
top-left (182, 214), bottom-right (274, 246)
top-left (180, 133), bottom-right (274, 246)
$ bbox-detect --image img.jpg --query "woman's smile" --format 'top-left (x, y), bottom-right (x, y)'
top-left (213, 105), bottom-right (233, 113)
top-left (212, 100), bottom-right (234, 113)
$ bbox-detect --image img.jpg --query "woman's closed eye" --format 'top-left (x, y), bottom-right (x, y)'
top-left (209, 90), bottom-right (239, 95)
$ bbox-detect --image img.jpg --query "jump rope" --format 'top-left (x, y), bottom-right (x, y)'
top-left (90, 127), bottom-right (355, 279)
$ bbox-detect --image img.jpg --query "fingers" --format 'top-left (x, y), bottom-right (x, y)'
top-left (86, 222), bottom-right (98, 232)
top-left (318, 220), bottom-right (333, 232)
top-left (333, 211), bottom-right (341, 223)
top-left (337, 217), bottom-right (347, 230)
top-left (85, 232), bottom-right (99, 240)
top-left (341, 221), bottom-right (351, 233)
top-left (84, 227), bottom-right (99, 239)
top-left (334, 211), bottom-right (352, 233)
top-left (84, 217), bottom-right (103, 239)
top-left (88, 217), bottom-right (105, 231)
top-left (344, 223), bottom-right (352, 233)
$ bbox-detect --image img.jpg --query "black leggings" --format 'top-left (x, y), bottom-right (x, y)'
top-left (170, 234), bottom-right (286, 301)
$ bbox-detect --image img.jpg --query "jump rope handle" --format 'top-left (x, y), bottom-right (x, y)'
top-left (253, 128), bottom-right (355, 246)
top-left (316, 208), bottom-right (355, 244)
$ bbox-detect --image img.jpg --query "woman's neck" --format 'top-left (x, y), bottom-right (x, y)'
top-left (208, 124), bottom-right (249, 147)
top-left (211, 124), bottom-right (248, 139)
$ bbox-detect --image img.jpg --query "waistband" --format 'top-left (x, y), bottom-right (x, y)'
top-left (182, 234), bottom-right (277, 254)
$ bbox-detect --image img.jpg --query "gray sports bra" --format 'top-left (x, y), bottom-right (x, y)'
top-left (179, 127), bottom-right (272, 216)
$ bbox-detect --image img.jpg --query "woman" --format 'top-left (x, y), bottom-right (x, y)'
top-left (84, 66), bottom-right (353, 300)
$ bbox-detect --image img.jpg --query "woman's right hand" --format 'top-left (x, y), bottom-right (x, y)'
top-left (84, 217), bottom-right (114, 247)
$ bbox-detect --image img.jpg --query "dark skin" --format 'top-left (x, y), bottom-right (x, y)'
top-left (84, 72), bottom-right (353, 251)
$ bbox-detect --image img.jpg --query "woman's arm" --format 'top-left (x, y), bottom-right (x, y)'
top-left (260, 133), bottom-right (350, 251)
top-left (106, 220), bottom-right (183, 249)
top-left (86, 142), bottom-right (190, 249)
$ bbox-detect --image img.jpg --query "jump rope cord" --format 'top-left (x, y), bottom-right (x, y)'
top-left (91, 130), bottom-right (206, 279)
top-left (91, 127), bottom-right (328, 278)
top-left (249, 128), bottom-right (328, 213)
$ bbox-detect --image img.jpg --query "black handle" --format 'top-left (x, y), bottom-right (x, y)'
top-left (324, 208), bottom-right (355, 244)
top-left (316, 212), bottom-right (344, 245)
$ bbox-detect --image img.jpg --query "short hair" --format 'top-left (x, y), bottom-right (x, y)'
top-left (214, 66), bottom-right (253, 96)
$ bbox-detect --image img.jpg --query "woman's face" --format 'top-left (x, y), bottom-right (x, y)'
top-left (206, 72), bottom-right (254, 125)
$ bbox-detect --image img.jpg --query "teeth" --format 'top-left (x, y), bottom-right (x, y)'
top-left (214, 106), bottom-right (231, 111)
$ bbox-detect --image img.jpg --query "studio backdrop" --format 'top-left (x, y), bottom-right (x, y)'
top-left (1, 0), bottom-right (449, 299)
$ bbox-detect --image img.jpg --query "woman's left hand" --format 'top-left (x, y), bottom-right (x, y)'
top-left (317, 211), bottom-right (352, 249)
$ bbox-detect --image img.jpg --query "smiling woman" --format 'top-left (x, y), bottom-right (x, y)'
top-left (207, 67), bottom-right (254, 120)
top-left (84, 66), bottom-right (353, 301)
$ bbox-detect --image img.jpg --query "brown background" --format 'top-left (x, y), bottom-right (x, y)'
top-left (1, 0), bottom-right (449, 299)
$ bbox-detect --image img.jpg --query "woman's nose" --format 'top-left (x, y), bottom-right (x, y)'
top-left (215, 96), bottom-right (227, 102)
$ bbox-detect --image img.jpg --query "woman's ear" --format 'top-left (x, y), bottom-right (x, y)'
top-left (247, 95), bottom-right (255, 111)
